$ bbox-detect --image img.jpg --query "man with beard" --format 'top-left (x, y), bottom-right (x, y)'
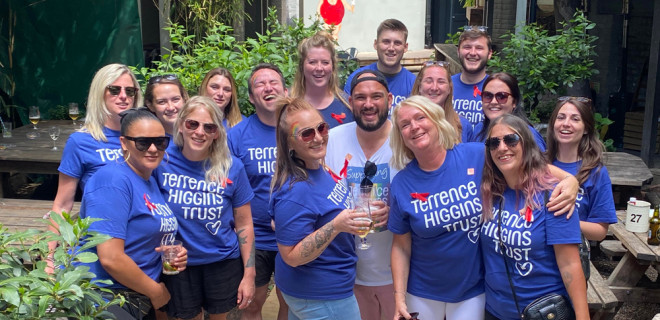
top-left (327, 69), bottom-right (396, 320)
top-left (228, 63), bottom-right (289, 320)
top-left (451, 27), bottom-right (493, 126)
top-left (343, 19), bottom-right (415, 110)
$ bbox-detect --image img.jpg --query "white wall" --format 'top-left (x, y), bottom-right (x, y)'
top-left (301, 0), bottom-right (426, 53)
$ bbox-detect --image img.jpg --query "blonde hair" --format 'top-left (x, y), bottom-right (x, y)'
top-left (85, 64), bottom-right (142, 141)
top-left (199, 68), bottom-right (244, 128)
top-left (173, 96), bottom-right (232, 183)
top-left (390, 95), bottom-right (458, 170)
top-left (411, 64), bottom-right (463, 141)
top-left (291, 31), bottom-right (350, 110)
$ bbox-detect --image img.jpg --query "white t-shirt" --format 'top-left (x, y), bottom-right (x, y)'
top-left (325, 121), bottom-right (399, 286)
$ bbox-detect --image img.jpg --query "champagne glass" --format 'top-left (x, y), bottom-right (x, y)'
top-left (27, 106), bottom-right (40, 139)
top-left (68, 103), bottom-right (79, 126)
top-left (48, 126), bottom-right (60, 150)
top-left (353, 186), bottom-right (374, 250)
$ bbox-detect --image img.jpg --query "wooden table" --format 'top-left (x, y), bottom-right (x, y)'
top-left (608, 210), bottom-right (660, 303)
top-left (603, 152), bottom-right (653, 187)
top-left (0, 120), bottom-right (78, 197)
top-left (0, 198), bottom-right (80, 233)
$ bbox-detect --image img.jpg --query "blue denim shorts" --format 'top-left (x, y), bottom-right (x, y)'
top-left (281, 292), bottom-right (361, 320)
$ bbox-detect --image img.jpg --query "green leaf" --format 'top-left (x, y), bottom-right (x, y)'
top-left (1, 288), bottom-right (19, 306)
top-left (73, 252), bottom-right (98, 263)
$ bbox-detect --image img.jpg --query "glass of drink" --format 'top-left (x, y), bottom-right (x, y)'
top-left (161, 239), bottom-right (182, 275)
top-left (68, 102), bottom-right (79, 126)
top-left (48, 126), bottom-right (61, 150)
top-left (27, 106), bottom-right (40, 139)
top-left (352, 186), bottom-right (375, 250)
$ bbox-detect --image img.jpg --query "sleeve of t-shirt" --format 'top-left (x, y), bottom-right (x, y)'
top-left (227, 128), bottom-right (240, 158)
top-left (532, 128), bottom-right (547, 152)
top-left (58, 134), bottom-right (85, 179)
top-left (232, 162), bottom-right (255, 208)
top-left (387, 185), bottom-right (411, 235)
top-left (273, 199), bottom-right (319, 246)
top-left (545, 204), bottom-right (581, 245)
top-left (585, 166), bottom-right (618, 224)
top-left (84, 184), bottom-right (132, 240)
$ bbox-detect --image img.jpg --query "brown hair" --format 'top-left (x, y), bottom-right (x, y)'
top-left (377, 19), bottom-right (408, 41)
top-left (199, 68), bottom-right (243, 128)
top-left (411, 64), bottom-right (463, 141)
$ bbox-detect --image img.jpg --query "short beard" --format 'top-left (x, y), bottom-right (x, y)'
top-left (355, 108), bottom-right (388, 132)
top-left (460, 55), bottom-right (488, 75)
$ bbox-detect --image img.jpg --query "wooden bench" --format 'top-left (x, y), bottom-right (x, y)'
top-left (600, 240), bottom-right (628, 260)
top-left (0, 198), bottom-right (80, 233)
top-left (588, 261), bottom-right (620, 320)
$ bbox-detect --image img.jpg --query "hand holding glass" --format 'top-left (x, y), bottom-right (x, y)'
top-left (48, 126), bottom-right (60, 150)
top-left (161, 239), bottom-right (182, 275)
top-left (353, 186), bottom-right (375, 250)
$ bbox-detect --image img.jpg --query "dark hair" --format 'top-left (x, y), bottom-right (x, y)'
top-left (248, 63), bottom-right (286, 95)
top-left (199, 67), bottom-right (244, 128)
top-left (144, 74), bottom-right (189, 109)
top-left (476, 72), bottom-right (530, 141)
top-left (546, 98), bottom-right (604, 185)
top-left (377, 19), bottom-right (408, 41)
top-left (458, 29), bottom-right (492, 51)
top-left (119, 109), bottom-right (160, 136)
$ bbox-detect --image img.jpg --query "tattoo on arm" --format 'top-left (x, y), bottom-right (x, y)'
top-left (314, 223), bottom-right (334, 249)
top-left (236, 228), bottom-right (247, 245)
top-left (300, 237), bottom-right (314, 258)
top-left (246, 242), bottom-right (255, 268)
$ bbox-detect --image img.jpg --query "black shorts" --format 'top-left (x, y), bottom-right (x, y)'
top-left (102, 289), bottom-right (156, 320)
top-left (163, 258), bottom-right (243, 318)
top-left (255, 249), bottom-right (277, 287)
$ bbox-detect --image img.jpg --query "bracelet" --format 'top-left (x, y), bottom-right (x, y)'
top-left (393, 290), bottom-right (406, 295)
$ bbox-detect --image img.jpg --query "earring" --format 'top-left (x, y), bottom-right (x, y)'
top-left (289, 149), bottom-right (295, 158)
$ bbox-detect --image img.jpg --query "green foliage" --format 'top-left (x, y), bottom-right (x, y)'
top-left (594, 112), bottom-right (615, 151)
top-left (445, 30), bottom-right (462, 45)
top-left (132, 7), bottom-right (360, 116)
top-left (47, 105), bottom-right (85, 121)
top-left (488, 10), bottom-right (598, 118)
top-left (170, 0), bottom-right (252, 44)
top-left (0, 212), bottom-right (123, 319)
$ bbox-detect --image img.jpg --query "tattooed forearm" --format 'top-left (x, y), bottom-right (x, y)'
top-left (236, 228), bottom-right (247, 245)
top-left (246, 242), bottom-right (255, 268)
top-left (300, 237), bottom-right (315, 258)
top-left (314, 223), bottom-right (334, 249)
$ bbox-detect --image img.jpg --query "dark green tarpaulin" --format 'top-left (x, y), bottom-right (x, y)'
top-left (1, 0), bottom-right (144, 124)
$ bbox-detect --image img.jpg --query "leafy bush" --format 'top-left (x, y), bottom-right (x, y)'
top-left (132, 7), bottom-right (358, 116)
top-left (488, 10), bottom-right (598, 117)
top-left (0, 212), bottom-right (123, 319)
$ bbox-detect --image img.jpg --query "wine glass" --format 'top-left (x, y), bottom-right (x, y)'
top-left (352, 186), bottom-right (374, 250)
top-left (68, 103), bottom-right (79, 126)
top-left (26, 106), bottom-right (41, 139)
top-left (48, 126), bottom-right (61, 150)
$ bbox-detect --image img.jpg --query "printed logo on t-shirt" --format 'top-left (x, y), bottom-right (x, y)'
top-left (327, 177), bottom-right (351, 209)
top-left (346, 163), bottom-right (390, 232)
top-left (453, 98), bottom-right (484, 125)
top-left (482, 208), bottom-right (534, 276)
top-left (574, 186), bottom-right (585, 217)
top-left (143, 193), bottom-right (178, 233)
top-left (95, 148), bottom-right (123, 162)
top-left (247, 147), bottom-right (277, 174)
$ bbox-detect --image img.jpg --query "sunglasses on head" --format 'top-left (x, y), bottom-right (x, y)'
top-left (184, 119), bottom-right (219, 134)
top-left (107, 85), bottom-right (138, 97)
top-left (360, 160), bottom-right (377, 190)
top-left (485, 133), bottom-right (521, 151)
top-left (482, 91), bottom-right (512, 104)
top-left (293, 122), bottom-right (330, 143)
top-left (423, 61), bottom-right (450, 68)
top-left (124, 136), bottom-right (170, 151)
top-left (148, 74), bottom-right (178, 85)
top-left (558, 96), bottom-right (592, 104)
top-left (463, 25), bottom-right (488, 32)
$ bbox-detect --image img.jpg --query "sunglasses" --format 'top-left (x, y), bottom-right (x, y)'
top-left (148, 74), bottom-right (178, 85)
top-left (482, 91), bottom-right (512, 104)
top-left (463, 25), bottom-right (488, 32)
top-left (184, 119), bottom-right (219, 134)
top-left (398, 312), bottom-right (420, 320)
top-left (422, 61), bottom-right (450, 68)
top-left (124, 136), bottom-right (170, 151)
top-left (293, 122), bottom-right (330, 143)
top-left (360, 160), bottom-right (377, 190)
top-left (107, 85), bottom-right (138, 97)
top-left (485, 133), bottom-right (521, 151)
top-left (558, 96), bottom-right (592, 104)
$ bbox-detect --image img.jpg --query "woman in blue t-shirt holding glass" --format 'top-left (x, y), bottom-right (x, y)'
top-left (545, 97), bottom-right (617, 240)
top-left (480, 114), bottom-right (588, 320)
top-left (155, 96), bottom-right (256, 319)
top-left (269, 97), bottom-right (368, 319)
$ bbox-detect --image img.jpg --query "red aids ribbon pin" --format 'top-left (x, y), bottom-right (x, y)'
top-left (221, 177), bottom-right (233, 188)
top-left (411, 192), bottom-right (430, 202)
top-left (339, 158), bottom-right (349, 178)
top-left (473, 85), bottom-right (482, 98)
top-left (331, 112), bottom-right (346, 124)
top-left (524, 206), bottom-right (533, 222)
top-left (144, 194), bottom-right (157, 211)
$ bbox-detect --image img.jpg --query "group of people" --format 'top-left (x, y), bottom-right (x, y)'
top-left (44, 16), bottom-right (618, 320)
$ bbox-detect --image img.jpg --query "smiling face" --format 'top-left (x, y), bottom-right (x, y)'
top-left (488, 123), bottom-right (522, 181)
top-left (105, 73), bottom-right (136, 117)
top-left (482, 79), bottom-right (516, 121)
top-left (458, 36), bottom-right (492, 75)
top-left (418, 66), bottom-right (451, 106)
top-left (287, 110), bottom-right (328, 169)
top-left (205, 74), bottom-right (233, 111)
top-left (249, 68), bottom-right (288, 114)
top-left (120, 118), bottom-right (166, 179)
top-left (349, 79), bottom-right (392, 132)
top-left (148, 83), bottom-right (183, 133)
top-left (180, 107), bottom-right (219, 161)
top-left (374, 30), bottom-right (408, 71)
top-left (303, 47), bottom-right (333, 90)
top-left (396, 104), bottom-right (438, 156)
top-left (553, 102), bottom-right (585, 149)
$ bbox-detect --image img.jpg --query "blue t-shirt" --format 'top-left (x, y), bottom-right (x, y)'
top-left (270, 168), bottom-right (356, 300)
top-left (452, 73), bottom-right (488, 126)
top-left (223, 114), bottom-right (247, 130)
top-left (58, 127), bottom-right (123, 191)
top-left (459, 115), bottom-right (474, 143)
top-left (480, 189), bottom-right (581, 320)
top-left (154, 145), bottom-right (254, 265)
top-left (343, 63), bottom-right (416, 109)
top-left (552, 160), bottom-right (617, 224)
top-left (319, 96), bottom-right (355, 129)
top-left (81, 162), bottom-right (178, 289)
top-left (471, 123), bottom-right (547, 152)
top-left (227, 114), bottom-right (278, 251)
top-left (388, 143), bottom-right (485, 302)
